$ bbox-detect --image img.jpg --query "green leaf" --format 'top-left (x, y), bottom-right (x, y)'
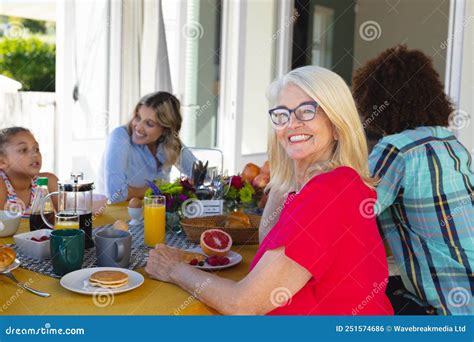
top-left (0, 36), bottom-right (55, 91)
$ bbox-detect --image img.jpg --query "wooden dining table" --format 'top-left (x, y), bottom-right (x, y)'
top-left (0, 203), bottom-right (259, 315)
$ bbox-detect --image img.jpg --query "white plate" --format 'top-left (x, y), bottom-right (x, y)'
top-left (60, 267), bottom-right (144, 295)
top-left (185, 247), bottom-right (242, 271)
top-left (0, 258), bottom-right (20, 273)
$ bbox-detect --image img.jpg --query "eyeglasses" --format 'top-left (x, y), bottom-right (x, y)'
top-left (268, 101), bottom-right (319, 128)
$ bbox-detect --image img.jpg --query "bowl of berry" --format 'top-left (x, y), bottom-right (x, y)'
top-left (13, 229), bottom-right (52, 260)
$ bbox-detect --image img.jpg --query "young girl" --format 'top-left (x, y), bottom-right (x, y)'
top-left (0, 127), bottom-right (58, 216)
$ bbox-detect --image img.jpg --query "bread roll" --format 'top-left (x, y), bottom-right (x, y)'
top-left (0, 246), bottom-right (16, 270)
top-left (224, 212), bottom-right (252, 228)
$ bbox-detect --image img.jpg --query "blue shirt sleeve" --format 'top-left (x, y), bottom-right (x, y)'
top-left (369, 141), bottom-right (405, 215)
top-left (103, 127), bottom-right (131, 202)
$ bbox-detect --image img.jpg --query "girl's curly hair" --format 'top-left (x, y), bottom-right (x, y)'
top-left (352, 45), bottom-right (453, 136)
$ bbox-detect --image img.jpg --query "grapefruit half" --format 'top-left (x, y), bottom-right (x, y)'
top-left (200, 229), bottom-right (232, 256)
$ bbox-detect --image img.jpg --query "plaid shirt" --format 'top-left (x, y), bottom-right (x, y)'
top-left (369, 126), bottom-right (474, 315)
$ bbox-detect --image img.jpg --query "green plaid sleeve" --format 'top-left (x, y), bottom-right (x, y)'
top-left (369, 142), bottom-right (405, 215)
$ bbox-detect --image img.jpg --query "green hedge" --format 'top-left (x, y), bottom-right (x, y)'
top-left (0, 37), bottom-right (55, 91)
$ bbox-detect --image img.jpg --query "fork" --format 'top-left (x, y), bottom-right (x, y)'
top-left (0, 261), bottom-right (50, 297)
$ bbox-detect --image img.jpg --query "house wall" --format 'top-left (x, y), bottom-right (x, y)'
top-left (353, 0), bottom-right (474, 159)
top-left (353, 0), bottom-right (449, 80)
top-left (458, 0), bottom-right (474, 157)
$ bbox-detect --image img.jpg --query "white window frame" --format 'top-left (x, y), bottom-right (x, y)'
top-left (216, 0), bottom-right (247, 174)
top-left (217, 0), bottom-right (294, 174)
top-left (445, 0), bottom-right (466, 111)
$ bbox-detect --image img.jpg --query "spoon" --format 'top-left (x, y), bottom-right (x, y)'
top-left (0, 259), bottom-right (50, 297)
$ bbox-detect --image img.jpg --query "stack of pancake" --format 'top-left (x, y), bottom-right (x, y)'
top-left (89, 271), bottom-right (129, 288)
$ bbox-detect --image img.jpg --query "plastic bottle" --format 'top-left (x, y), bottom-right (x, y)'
top-left (29, 177), bottom-right (55, 231)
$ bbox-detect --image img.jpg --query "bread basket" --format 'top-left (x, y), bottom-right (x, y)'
top-left (180, 214), bottom-right (261, 245)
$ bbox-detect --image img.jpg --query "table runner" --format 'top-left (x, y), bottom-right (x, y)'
top-left (9, 220), bottom-right (198, 279)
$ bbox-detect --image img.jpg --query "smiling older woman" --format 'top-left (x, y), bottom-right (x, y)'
top-left (145, 66), bottom-right (394, 315)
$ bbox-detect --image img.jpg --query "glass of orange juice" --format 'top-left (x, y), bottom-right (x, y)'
top-left (54, 213), bottom-right (80, 230)
top-left (144, 195), bottom-right (166, 247)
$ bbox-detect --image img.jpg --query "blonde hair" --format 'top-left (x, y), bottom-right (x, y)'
top-left (266, 66), bottom-right (376, 195)
top-left (127, 92), bottom-right (183, 171)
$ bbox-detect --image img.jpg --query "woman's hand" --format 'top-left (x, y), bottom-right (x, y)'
top-left (145, 244), bottom-right (183, 283)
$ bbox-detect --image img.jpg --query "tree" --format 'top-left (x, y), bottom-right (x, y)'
top-left (0, 37), bottom-right (55, 91)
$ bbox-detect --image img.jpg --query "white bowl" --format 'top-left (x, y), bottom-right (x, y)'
top-left (92, 194), bottom-right (108, 216)
top-left (127, 207), bottom-right (143, 224)
top-left (0, 210), bottom-right (22, 237)
top-left (13, 229), bottom-right (52, 260)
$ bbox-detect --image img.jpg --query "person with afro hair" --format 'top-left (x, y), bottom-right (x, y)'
top-left (352, 45), bottom-right (474, 315)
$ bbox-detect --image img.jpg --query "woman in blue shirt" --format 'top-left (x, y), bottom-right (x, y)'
top-left (99, 92), bottom-right (195, 202)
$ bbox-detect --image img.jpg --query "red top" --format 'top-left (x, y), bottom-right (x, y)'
top-left (250, 167), bottom-right (394, 315)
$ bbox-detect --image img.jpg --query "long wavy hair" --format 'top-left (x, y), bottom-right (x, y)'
top-left (127, 92), bottom-right (183, 170)
top-left (266, 66), bottom-right (376, 195)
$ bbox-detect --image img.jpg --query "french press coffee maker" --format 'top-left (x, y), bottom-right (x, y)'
top-left (41, 173), bottom-right (95, 249)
